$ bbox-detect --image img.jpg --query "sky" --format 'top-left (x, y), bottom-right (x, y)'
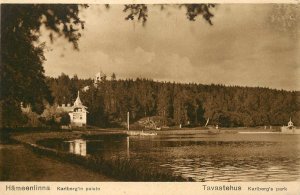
top-left (41, 4), bottom-right (300, 91)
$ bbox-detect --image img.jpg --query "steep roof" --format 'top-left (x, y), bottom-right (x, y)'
top-left (74, 91), bottom-right (84, 107)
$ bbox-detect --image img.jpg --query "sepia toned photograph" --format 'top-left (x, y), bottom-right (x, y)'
top-left (1, 2), bottom-right (299, 184)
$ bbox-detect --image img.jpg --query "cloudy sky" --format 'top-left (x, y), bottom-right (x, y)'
top-left (41, 4), bottom-right (299, 91)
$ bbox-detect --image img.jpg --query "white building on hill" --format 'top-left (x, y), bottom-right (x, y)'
top-left (94, 71), bottom-right (107, 85)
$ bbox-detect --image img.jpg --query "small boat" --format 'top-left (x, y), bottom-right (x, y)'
top-left (281, 118), bottom-right (300, 134)
top-left (126, 130), bottom-right (157, 136)
top-left (140, 132), bottom-right (157, 136)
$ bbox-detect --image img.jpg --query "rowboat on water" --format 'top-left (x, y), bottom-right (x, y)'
top-left (126, 130), bottom-right (157, 136)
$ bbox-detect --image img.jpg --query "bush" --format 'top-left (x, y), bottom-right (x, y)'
top-left (60, 112), bottom-right (71, 125)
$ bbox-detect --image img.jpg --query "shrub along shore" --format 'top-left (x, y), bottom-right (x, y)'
top-left (11, 130), bottom-right (188, 182)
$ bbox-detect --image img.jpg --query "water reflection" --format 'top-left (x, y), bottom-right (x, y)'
top-left (68, 139), bottom-right (86, 156)
top-left (127, 136), bottom-right (130, 159)
top-left (38, 133), bottom-right (300, 181)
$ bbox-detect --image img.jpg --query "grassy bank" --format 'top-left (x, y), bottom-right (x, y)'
top-left (0, 144), bottom-right (114, 181)
top-left (11, 131), bottom-right (187, 181)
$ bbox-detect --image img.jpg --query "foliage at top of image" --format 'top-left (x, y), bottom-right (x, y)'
top-left (182, 4), bottom-right (215, 24)
top-left (122, 4), bottom-right (215, 25)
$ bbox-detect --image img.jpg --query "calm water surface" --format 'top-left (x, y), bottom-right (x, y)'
top-left (39, 131), bottom-right (300, 181)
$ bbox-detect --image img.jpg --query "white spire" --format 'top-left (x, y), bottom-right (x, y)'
top-left (288, 117), bottom-right (293, 127)
top-left (74, 91), bottom-right (83, 106)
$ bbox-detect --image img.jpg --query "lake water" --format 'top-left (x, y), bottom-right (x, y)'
top-left (38, 131), bottom-right (300, 181)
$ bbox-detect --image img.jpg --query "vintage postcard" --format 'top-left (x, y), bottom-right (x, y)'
top-left (0, 0), bottom-right (299, 194)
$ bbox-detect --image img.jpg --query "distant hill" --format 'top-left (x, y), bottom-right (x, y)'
top-left (46, 75), bottom-right (300, 128)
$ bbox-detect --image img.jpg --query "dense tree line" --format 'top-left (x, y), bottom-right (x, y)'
top-left (46, 74), bottom-right (300, 128)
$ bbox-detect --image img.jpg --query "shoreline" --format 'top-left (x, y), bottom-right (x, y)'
top-left (7, 131), bottom-right (187, 182)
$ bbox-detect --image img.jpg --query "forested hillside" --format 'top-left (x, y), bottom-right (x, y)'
top-left (46, 73), bottom-right (300, 128)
